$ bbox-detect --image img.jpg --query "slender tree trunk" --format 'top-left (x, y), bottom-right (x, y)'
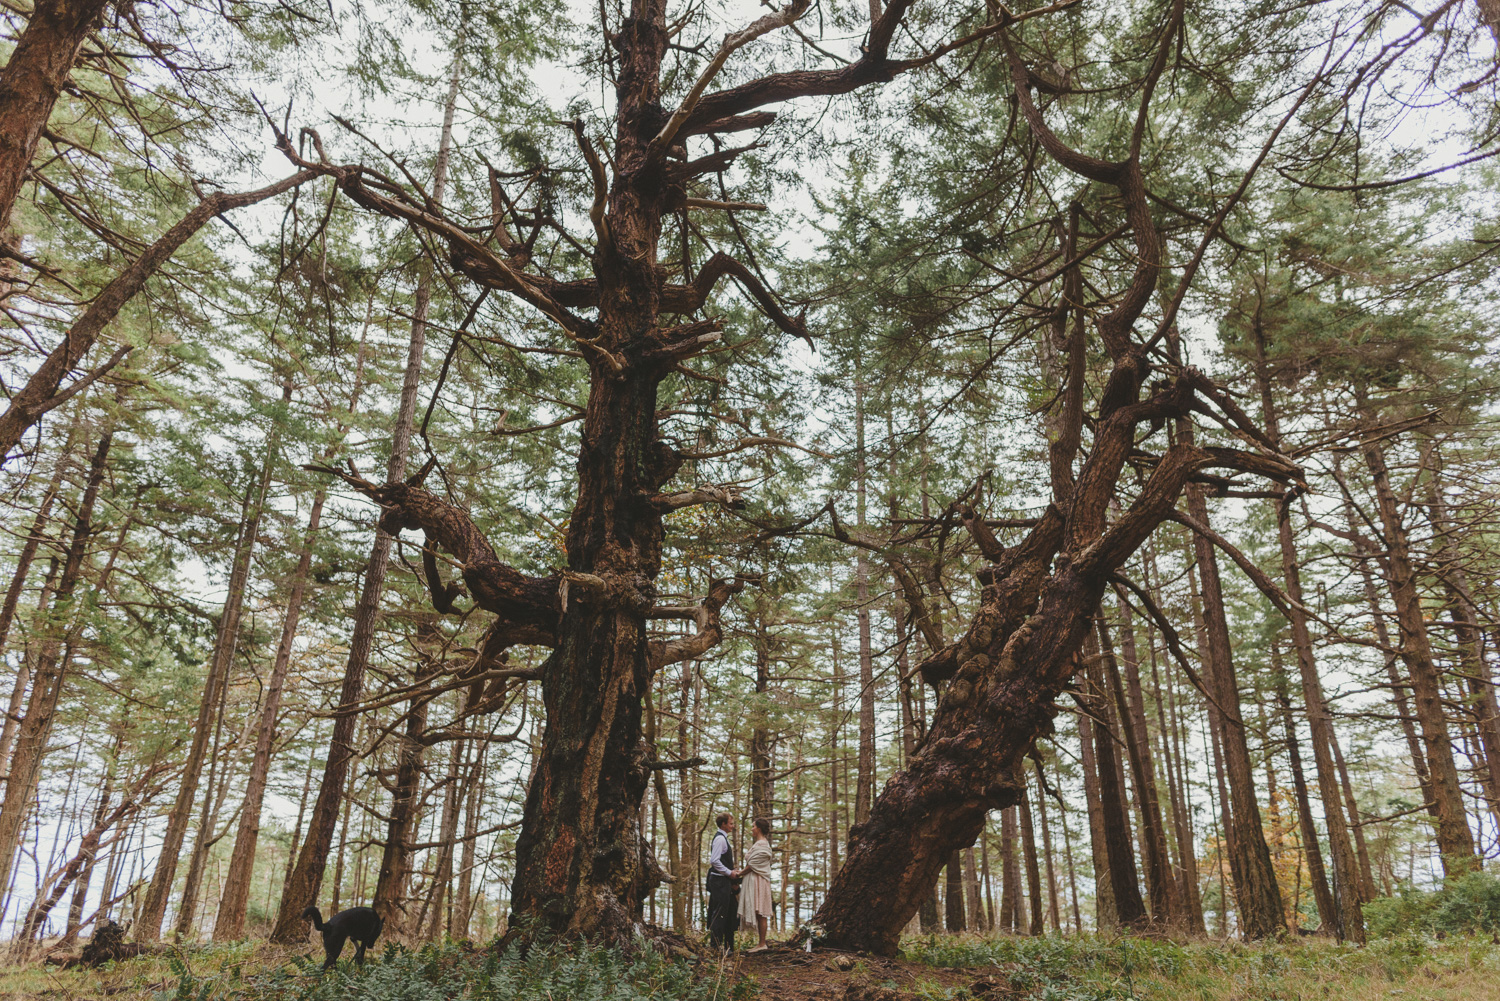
top-left (1141, 552), bottom-right (1206, 933)
top-left (1083, 629), bottom-right (1147, 927)
top-left (0, 450), bottom-right (68, 781)
top-left (424, 735), bottom-right (466, 940)
top-left (1076, 679), bottom-right (1117, 931)
top-left (1423, 448), bottom-right (1500, 838)
top-left (1327, 727), bottom-right (1378, 901)
top-left (750, 606), bottom-right (773, 819)
top-left (1356, 403), bottom-right (1476, 873)
top-left (372, 619), bottom-right (441, 932)
top-left (1182, 474), bottom-right (1286, 939)
top-left (1002, 807), bottom-right (1024, 933)
top-left (270, 32), bottom-right (464, 940)
top-left (854, 381), bottom-right (875, 826)
top-left (1251, 330), bottom-right (1364, 940)
top-left (214, 487), bottom-right (327, 939)
top-left (1019, 790), bottom-right (1044, 936)
top-left (173, 647), bottom-right (236, 941)
top-left (1098, 611), bottom-right (1177, 927)
top-left (1032, 761), bottom-right (1061, 932)
top-left (0, 427), bottom-right (111, 922)
top-left (0, 433), bottom-right (68, 663)
top-left (1275, 673), bottom-right (1336, 934)
top-left (455, 742), bottom-right (485, 938)
top-left (61, 731), bottom-right (121, 947)
top-left (140, 402), bottom-right (281, 941)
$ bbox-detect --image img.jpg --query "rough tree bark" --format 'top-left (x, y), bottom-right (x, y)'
top-left (0, 0), bottom-right (112, 235)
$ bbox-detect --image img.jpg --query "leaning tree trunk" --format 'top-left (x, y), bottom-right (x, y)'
top-left (1356, 395), bottom-right (1477, 873)
top-left (0, 426), bottom-right (111, 922)
top-left (809, 5), bottom-right (1301, 951)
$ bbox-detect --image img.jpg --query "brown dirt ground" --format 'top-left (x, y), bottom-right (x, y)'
top-left (719, 944), bottom-right (1020, 1000)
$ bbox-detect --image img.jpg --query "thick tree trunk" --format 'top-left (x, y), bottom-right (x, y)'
top-left (0, 0), bottom-right (111, 235)
top-left (214, 487), bottom-right (326, 939)
top-left (504, 23), bottom-right (689, 924)
top-left (0, 427), bottom-right (110, 922)
top-left (944, 850), bottom-right (966, 931)
top-left (1357, 413), bottom-right (1476, 873)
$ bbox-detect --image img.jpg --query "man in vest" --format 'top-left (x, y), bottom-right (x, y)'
top-left (705, 812), bottom-right (742, 950)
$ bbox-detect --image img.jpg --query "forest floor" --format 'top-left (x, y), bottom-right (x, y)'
top-left (0, 931), bottom-right (1497, 1000)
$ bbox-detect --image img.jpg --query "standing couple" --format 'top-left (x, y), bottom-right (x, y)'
top-left (705, 812), bottom-right (774, 952)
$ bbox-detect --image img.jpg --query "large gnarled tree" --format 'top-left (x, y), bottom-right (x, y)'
top-left (276, 0), bottom-right (1062, 940)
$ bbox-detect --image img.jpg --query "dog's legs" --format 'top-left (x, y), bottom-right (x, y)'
top-left (323, 933), bottom-right (347, 971)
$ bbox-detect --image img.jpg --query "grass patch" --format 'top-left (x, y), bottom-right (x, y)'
top-left (902, 931), bottom-right (1500, 1000)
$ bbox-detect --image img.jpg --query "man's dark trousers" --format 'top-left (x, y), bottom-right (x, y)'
top-left (707, 873), bottom-right (738, 950)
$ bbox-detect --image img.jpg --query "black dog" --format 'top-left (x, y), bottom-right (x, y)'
top-left (301, 905), bottom-right (383, 970)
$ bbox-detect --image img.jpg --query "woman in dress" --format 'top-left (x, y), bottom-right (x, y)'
top-left (737, 817), bottom-right (774, 952)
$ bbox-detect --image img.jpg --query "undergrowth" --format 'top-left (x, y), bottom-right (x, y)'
top-left (904, 931), bottom-right (1500, 1000)
top-left (1364, 870), bottom-right (1500, 938)
top-left (152, 937), bottom-right (747, 1001)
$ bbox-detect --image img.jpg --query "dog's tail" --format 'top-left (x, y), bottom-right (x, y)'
top-left (301, 905), bottom-right (325, 931)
